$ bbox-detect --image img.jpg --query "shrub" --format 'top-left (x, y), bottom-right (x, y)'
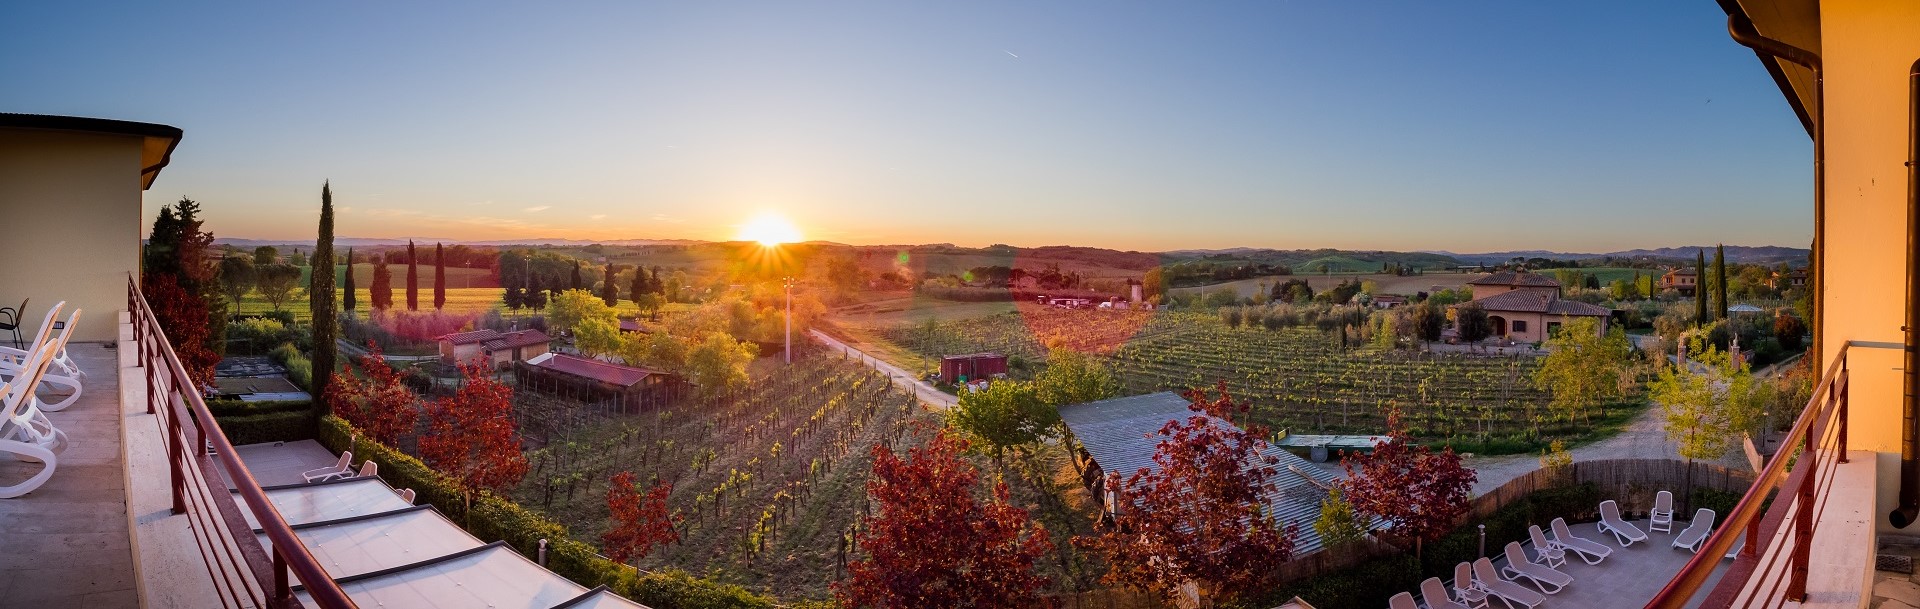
top-left (369, 309), bottom-right (479, 344)
top-left (206, 398), bottom-right (314, 418)
top-left (282, 350), bottom-right (313, 392)
top-left (316, 416), bottom-right (774, 609)
top-left (215, 410), bottom-right (316, 445)
top-left (230, 317), bottom-right (303, 355)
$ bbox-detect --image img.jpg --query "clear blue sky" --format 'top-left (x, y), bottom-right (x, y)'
top-left (1, 1), bottom-right (1811, 253)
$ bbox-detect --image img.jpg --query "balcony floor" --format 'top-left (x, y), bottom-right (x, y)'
top-left (0, 342), bottom-right (138, 609)
top-left (1489, 518), bottom-right (1730, 609)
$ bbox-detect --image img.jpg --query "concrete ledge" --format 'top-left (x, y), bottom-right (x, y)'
top-left (1728, 449), bottom-right (1876, 608)
top-left (119, 314), bottom-right (260, 609)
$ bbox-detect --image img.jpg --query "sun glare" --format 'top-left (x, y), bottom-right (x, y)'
top-left (738, 212), bottom-right (803, 246)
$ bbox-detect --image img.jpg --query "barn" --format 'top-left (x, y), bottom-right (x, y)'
top-left (938, 352), bottom-right (1008, 383)
top-left (513, 352), bottom-right (683, 413)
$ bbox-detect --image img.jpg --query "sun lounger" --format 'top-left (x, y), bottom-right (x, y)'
top-left (1551, 517), bottom-right (1611, 565)
top-left (1527, 525), bottom-right (1567, 568)
top-left (1673, 508), bottom-right (1717, 553)
top-left (1389, 591), bottom-right (1419, 609)
top-left (1598, 499), bottom-right (1647, 546)
top-left (303, 451), bottom-right (353, 483)
top-left (1649, 490), bottom-right (1675, 533)
top-left (1454, 562), bottom-right (1491, 609)
top-left (1422, 576), bottom-right (1472, 609)
top-left (1473, 557), bottom-right (1545, 609)
top-left (1, 342), bottom-right (71, 498)
top-left (1502, 541), bottom-right (1571, 594)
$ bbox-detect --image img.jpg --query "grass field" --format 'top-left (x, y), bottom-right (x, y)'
top-left (232, 287), bottom-right (674, 322)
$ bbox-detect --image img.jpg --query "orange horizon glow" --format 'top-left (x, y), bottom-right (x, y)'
top-left (736, 212), bottom-right (804, 247)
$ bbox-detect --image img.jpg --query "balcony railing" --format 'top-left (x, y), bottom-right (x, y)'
top-left (1646, 341), bottom-right (1853, 608)
top-left (127, 276), bottom-right (355, 609)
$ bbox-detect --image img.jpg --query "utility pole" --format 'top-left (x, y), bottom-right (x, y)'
top-left (784, 276), bottom-right (796, 364)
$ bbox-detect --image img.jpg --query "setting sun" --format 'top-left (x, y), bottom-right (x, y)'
top-left (737, 211), bottom-right (803, 246)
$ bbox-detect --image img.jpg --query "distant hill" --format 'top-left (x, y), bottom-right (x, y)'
top-left (213, 237), bottom-right (705, 248)
top-left (1163, 248), bottom-right (1464, 272)
top-left (1436, 245), bottom-right (1809, 267)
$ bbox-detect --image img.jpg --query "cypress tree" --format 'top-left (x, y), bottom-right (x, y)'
top-left (434, 242), bottom-right (447, 310)
top-left (1694, 250), bottom-right (1708, 325)
top-left (371, 254), bottom-right (393, 310)
top-left (311, 182), bottom-right (338, 412)
top-left (1714, 243), bottom-right (1729, 320)
top-left (629, 267), bottom-right (646, 307)
top-left (343, 248), bottom-right (357, 315)
top-left (406, 240), bottom-right (419, 311)
top-left (602, 263), bottom-right (618, 306)
top-left (651, 266), bottom-right (665, 295)
top-left (571, 262), bottom-right (583, 291)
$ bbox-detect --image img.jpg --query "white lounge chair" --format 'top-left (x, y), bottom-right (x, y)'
top-left (1527, 525), bottom-right (1567, 568)
top-left (1673, 508), bottom-right (1717, 553)
top-left (1649, 490), bottom-right (1675, 534)
top-left (0, 303), bottom-right (61, 368)
top-left (1598, 500), bottom-right (1647, 546)
top-left (9, 310), bottom-right (83, 413)
top-left (398, 488), bottom-right (416, 504)
top-left (0, 342), bottom-right (71, 498)
top-left (1453, 562), bottom-right (1491, 609)
top-left (1724, 529), bottom-right (1745, 559)
top-left (1472, 557), bottom-right (1545, 609)
top-left (355, 460), bottom-right (377, 479)
top-left (1422, 576), bottom-right (1471, 609)
top-left (1389, 591), bottom-right (1419, 609)
top-left (1551, 517), bottom-right (1612, 565)
top-left (1502, 541), bottom-right (1571, 594)
top-left (303, 451), bottom-right (353, 483)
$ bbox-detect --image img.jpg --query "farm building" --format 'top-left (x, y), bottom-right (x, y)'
top-left (617, 319), bottom-right (652, 334)
top-left (436, 328), bottom-right (551, 370)
top-left (1454, 271), bottom-right (1608, 343)
top-left (939, 352), bottom-right (1007, 383)
top-left (514, 352), bottom-right (683, 412)
top-left (1659, 267), bottom-right (1699, 295)
top-left (1057, 391), bottom-right (1343, 556)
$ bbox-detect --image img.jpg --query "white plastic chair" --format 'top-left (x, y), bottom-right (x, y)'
top-left (1472, 557), bottom-right (1544, 609)
top-left (1598, 500), bottom-right (1647, 546)
top-left (1550, 517), bottom-right (1611, 565)
top-left (1526, 525), bottom-right (1566, 568)
top-left (0, 342), bottom-right (71, 498)
top-left (1501, 541), bottom-right (1571, 594)
top-left (302, 451), bottom-right (353, 483)
top-left (355, 460), bottom-right (377, 479)
top-left (0, 310), bottom-right (84, 412)
top-left (1673, 508), bottom-right (1717, 553)
top-left (1453, 561), bottom-right (1490, 609)
top-left (1422, 576), bottom-right (1471, 609)
top-left (1649, 490), bottom-right (1675, 533)
top-left (1388, 591), bottom-right (1419, 609)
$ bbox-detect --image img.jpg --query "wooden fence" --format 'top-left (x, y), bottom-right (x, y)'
top-left (1467, 458), bottom-right (1757, 523)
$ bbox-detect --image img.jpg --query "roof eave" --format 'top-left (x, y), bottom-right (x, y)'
top-left (1716, 0), bottom-right (1819, 138)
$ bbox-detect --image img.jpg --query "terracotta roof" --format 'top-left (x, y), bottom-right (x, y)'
top-left (1667, 268), bottom-right (1698, 276)
top-left (482, 329), bottom-right (550, 351)
top-left (1463, 290), bottom-right (1609, 317)
top-left (942, 352), bottom-right (1005, 361)
top-left (1466, 271), bottom-right (1562, 288)
top-left (525, 353), bottom-right (656, 388)
top-left (618, 319), bottom-right (651, 333)
top-left (438, 329), bottom-right (504, 345)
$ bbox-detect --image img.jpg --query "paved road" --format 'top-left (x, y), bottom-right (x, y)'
top-left (809, 329), bottom-right (958, 409)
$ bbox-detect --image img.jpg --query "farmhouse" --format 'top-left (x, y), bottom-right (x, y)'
top-left (436, 328), bottom-right (551, 369)
top-left (1659, 267), bottom-right (1699, 295)
top-left (1057, 392), bottom-right (1342, 555)
top-left (1455, 271), bottom-right (1609, 343)
top-left (514, 352), bottom-right (682, 412)
top-left (939, 352), bottom-right (1007, 383)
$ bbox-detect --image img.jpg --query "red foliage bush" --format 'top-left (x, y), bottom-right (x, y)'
top-left (369, 309), bottom-right (479, 344)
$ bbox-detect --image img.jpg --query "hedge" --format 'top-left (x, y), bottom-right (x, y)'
top-left (215, 410), bottom-right (317, 445)
top-left (207, 398), bottom-right (314, 418)
top-left (317, 416), bottom-right (775, 609)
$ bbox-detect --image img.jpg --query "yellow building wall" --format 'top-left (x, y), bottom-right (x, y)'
top-left (0, 128), bottom-right (144, 343)
top-left (1820, 0), bottom-right (1920, 533)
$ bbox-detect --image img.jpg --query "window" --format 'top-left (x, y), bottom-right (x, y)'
top-left (1512, 320), bottom-right (1529, 333)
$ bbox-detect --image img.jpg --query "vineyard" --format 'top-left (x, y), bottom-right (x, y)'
top-left (877, 307), bottom-right (1640, 451)
top-left (507, 350), bottom-right (938, 599)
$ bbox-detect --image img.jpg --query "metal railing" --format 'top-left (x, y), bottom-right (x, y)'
top-left (1646, 342), bottom-right (1854, 608)
top-left (127, 277), bottom-right (356, 609)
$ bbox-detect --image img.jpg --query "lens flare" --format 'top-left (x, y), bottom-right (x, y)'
top-left (738, 212), bottom-right (803, 247)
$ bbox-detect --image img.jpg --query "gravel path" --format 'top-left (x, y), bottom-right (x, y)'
top-left (810, 329), bottom-right (958, 409)
top-left (1462, 405), bottom-right (1682, 494)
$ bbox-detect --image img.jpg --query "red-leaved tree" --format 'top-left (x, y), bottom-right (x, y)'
top-left (835, 428), bottom-right (1055, 609)
top-left (1337, 407), bottom-right (1477, 559)
top-left (602, 471), bottom-right (679, 565)
top-left (327, 342), bottom-right (419, 445)
top-left (1076, 383), bottom-right (1297, 603)
top-left (420, 364), bottom-right (529, 499)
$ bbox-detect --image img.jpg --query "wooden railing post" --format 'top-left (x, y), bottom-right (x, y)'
top-left (1787, 410), bottom-right (1818, 602)
top-left (272, 549), bottom-right (290, 606)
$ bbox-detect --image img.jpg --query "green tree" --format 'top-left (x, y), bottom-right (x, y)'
top-left (1142, 267), bottom-right (1165, 301)
top-left (1714, 244), bottom-right (1729, 320)
top-left (1694, 250), bottom-right (1708, 326)
top-left (601, 263), bottom-right (618, 307)
top-left (1455, 303), bottom-right (1493, 347)
top-left (406, 240), bottom-right (419, 311)
top-left (1410, 302), bottom-right (1443, 346)
top-left (219, 254), bottom-right (255, 306)
top-left (1035, 349), bottom-right (1118, 408)
top-left (573, 316), bottom-right (626, 360)
top-left (255, 264), bottom-right (303, 311)
top-left (951, 380), bottom-right (1052, 462)
top-left (370, 254), bottom-right (393, 310)
top-left (1652, 341), bottom-right (1764, 501)
top-left (684, 332), bottom-right (756, 396)
top-left (342, 248), bottom-right (357, 316)
top-left (1312, 487), bottom-right (1366, 551)
top-left (434, 242), bottom-right (447, 310)
top-left (1531, 318), bottom-right (1633, 425)
top-left (546, 289), bottom-right (619, 337)
top-left (311, 182), bottom-right (338, 410)
top-left (252, 246), bottom-right (279, 266)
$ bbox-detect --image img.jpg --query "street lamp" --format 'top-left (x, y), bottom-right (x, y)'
top-left (784, 277), bottom-right (796, 364)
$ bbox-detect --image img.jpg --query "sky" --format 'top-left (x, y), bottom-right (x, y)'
top-left (2, 2), bottom-right (1812, 253)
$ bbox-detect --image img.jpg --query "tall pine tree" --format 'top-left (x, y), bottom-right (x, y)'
top-left (434, 242), bottom-right (447, 310)
top-left (1714, 243), bottom-right (1729, 320)
top-left (371, 254), bottom-right (393, 310)
top-left (602, 263), bottom-right (618, 306)
top-left (343, 248), bottom-right (357, 316)
top-left (406, 240), bottom-right (420, 311)
top-left (311, 182), bottom-right (338, 411)
top-left (570, 262), bottom-right (583, 291)
top-left (1694, 250), bottom-right (1708, 326)
top-left (629, 267), bottom-right (646, 307)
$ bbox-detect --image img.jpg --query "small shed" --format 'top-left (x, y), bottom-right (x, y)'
top-left (514, 352), bottom-right (682, 413)
top-left (939, 352), bottom-right (1008, 383)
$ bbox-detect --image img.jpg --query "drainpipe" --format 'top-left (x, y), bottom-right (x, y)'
top-left (1896, 59), bottom-right (1920, 529)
